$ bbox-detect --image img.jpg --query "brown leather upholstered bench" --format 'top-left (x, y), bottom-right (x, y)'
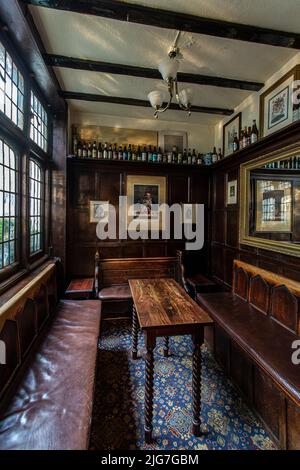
top-left (0, 261), bottom-right (101, 450)
top-left (197, 260), bottom-right (300, 450)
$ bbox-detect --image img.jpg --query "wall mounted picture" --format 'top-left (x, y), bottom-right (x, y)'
top-left (126, 175), bottom-right (167, 230)
top-left (227, 180), bottom-right (238, 205)
top-left (255, 179), bottom-right (292, 232)
top-left (158, 131), bottom-right (188, 153)
top-left (89, 201), bottom-right (109, 223)
top-left (223, 113), bottom-right (242, 158)
top-left (260, 65), bottom-right (300, 137)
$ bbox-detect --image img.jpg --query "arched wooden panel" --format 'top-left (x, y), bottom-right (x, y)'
top-left (233, 267), bottom-right (249, 300)
top-left (15, 299), bottom-right (37, 357)
top-left (270, 285), bottom-right (298, 333)
top-left (249, 275), bottom-right (270, 314)
top-left (0, 320), bottom-right (19, 396)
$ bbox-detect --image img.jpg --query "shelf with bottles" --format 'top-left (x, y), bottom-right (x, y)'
top-left (70, 139), bottom-right (224, 167)
top-left (230, 119), bottom-right (259, 155)
top-left (263, 156), bottom-right (300, 170)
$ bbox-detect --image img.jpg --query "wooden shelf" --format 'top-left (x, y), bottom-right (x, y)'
top-left (212, 120), bottom-right (300, 171)
top-left (67, 155), bottom-right (211, 171)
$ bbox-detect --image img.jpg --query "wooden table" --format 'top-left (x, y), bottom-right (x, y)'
top-left (65, 278), bottom-right (94, 300)
top-left (129, 278), bottom-right (213, 443)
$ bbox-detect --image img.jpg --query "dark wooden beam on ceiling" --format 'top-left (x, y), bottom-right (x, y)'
top-left (25, 0), bottom-right (300, 49)
top-left (59, 90), bottom-right (234, 116)
top-left (45, 54), bottom-right (264, 92)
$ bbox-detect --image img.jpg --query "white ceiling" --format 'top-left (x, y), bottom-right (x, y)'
top-left (29, 2), bottom-right (298, 125)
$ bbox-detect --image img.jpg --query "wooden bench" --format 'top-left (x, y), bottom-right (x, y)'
top-left (0, 260), bottom-right (101, 450)
top-left (177, 250), bottom-right (220, 298)
top-left (197, 260), bottom-right (300, 450)
top-left (94, 251), bottom-right (179, 318)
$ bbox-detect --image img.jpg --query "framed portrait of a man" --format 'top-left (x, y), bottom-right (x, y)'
top-left (126, 175), bottom-right (167, 230)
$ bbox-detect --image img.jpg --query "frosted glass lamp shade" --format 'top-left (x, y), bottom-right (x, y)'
top-left (179, 88), bottom-right (193, 107)
top-left (158, 57), bottom-right (180, 81)
top-left (148, 90), bottom-right (164, 109)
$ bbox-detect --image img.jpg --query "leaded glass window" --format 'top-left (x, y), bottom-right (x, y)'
top-left (0, 41), bottom-right (24, 129)
top-left (29, 159), bottom-right (43, 254)
top-left (0, 138), bottom-right (18, 268)
top-left (30, 91), bottom-right (48, 152)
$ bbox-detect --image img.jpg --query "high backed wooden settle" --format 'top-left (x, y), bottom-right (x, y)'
top-left (198, 259), bottom-right (300, 449)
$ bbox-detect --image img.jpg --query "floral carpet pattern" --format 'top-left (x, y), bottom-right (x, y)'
top-left (90, 320), bottom-right (277, 450)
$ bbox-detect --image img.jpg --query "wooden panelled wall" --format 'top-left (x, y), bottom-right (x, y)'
top-left (66, 159), bottom-right (210, 279)
top-left (211, 122), bottom-right (300, 288)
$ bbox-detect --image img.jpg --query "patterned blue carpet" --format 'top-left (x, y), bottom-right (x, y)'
top-left (90, 320), bottom-right (277, 450)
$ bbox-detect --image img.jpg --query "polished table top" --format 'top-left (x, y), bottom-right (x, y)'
top-left (129, 278), bottom-right (213, 330)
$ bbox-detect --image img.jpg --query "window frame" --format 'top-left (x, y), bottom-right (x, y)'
top-left (0, 130), bottom-right (22, 283)
top-left (0, 31), bottom-right (53, 290)
top-left (29, 86), bottom-right (50, 157)
top-left (27, 155), bottom-right (46, 263)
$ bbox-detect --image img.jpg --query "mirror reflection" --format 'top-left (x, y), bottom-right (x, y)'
top-left (249, 155), bottom-right (300, 244)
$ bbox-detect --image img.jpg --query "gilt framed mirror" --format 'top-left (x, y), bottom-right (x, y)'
top-left (240, 142), bottom-right (300, 257)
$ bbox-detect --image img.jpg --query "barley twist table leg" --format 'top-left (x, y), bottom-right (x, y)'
top-left (163, 336), bottom-right (169, 357)
top-left (192, 329), bottom-right (203, 436)
top-left (131, 304), bottom-right (138, 360)
top-left (144, 332), bottom-right (156, 444)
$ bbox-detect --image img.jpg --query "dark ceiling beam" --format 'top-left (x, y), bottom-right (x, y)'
top-left (59, 91), bottom-right (234, 116)
top-left (25, 0), bottom-right (300, 49)
top-left (45, 54), bottom-right (264, 92)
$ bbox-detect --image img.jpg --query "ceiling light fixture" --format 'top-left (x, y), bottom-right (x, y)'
top-left (148, 31), bottom-right (193, 119)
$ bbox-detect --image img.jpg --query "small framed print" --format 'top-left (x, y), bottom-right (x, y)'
top-left (89, 201), bottom-right (109, 223)
top-left (223, 113), bottom-right (242, 158)
top-left (260, 65), bottom-right (300, 137)
top-left (227, 180), bottom-right (238, 205)
top-left (158, 131), bottom-right (187, 153)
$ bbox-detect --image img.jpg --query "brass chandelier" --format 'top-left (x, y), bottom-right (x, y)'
top-left (148, 32), bottom-right (193, 119)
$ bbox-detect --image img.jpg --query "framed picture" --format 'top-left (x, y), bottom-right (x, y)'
top-left (227, 180), bottom-right (238, 205)
top-left (158, 131), bottom-right (187, 153)
top-left (260, 65), bottom-right (300, 137)
top-left (89, 201), bottom-right (109, 223)
top-left (223, 113), bottom-right (242, 158)
top-left (126, 175), bottom-right (167, 230)
top-left (255, 179), bottom-right (292, 232)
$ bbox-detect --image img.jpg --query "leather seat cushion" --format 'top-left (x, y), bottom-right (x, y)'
top-left (98, 284), bottom-right (132, 301)
top-left (197, 292), bottom-right (300, 405)
top-left (0, 299), bottom-right (101, 450)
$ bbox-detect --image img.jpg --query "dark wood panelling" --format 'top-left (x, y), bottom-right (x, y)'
top-left (253, 367), bottom-right (281, 440)
top-left (214, 325), bottom-right (230, 373)
top-left (66, 160), bottom-right (209, 279)
top-left (230, 342), bottom-right (253, 402)
top-left (287, 400), bottom-right (300, 450)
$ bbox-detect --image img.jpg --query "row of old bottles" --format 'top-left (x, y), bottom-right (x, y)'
top-left (73, 141), bottom-right (221, 165)
top-left (264, 156), bottom-right (300, 170)
top-left (232, 120), bottom-right (259, 153)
